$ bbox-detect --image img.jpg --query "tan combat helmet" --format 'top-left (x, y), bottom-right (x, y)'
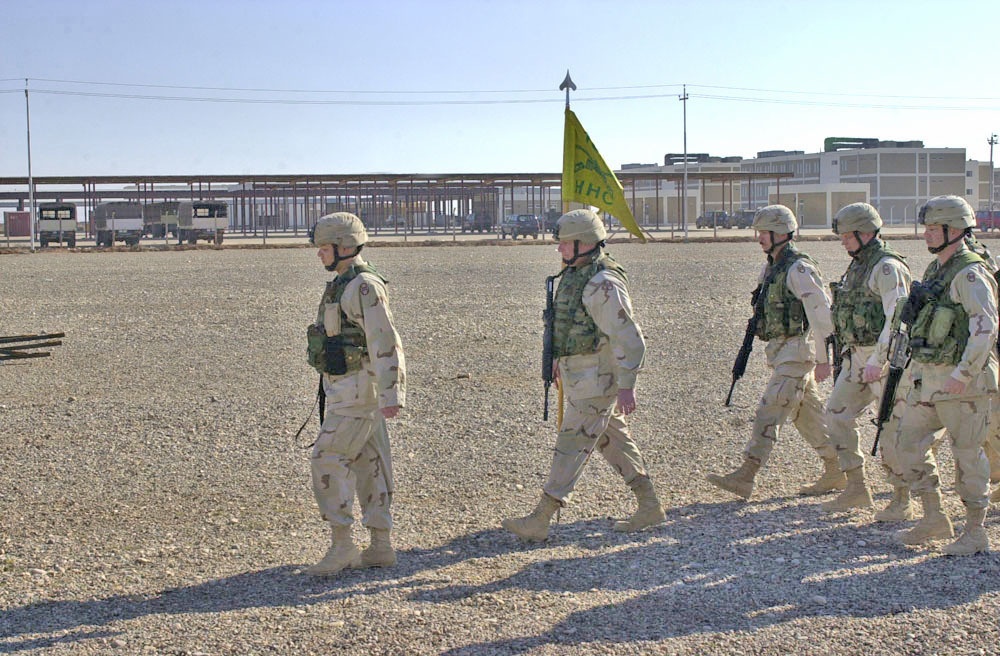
top-left (310, 212), bottom-right (368, 248)
top-left (555, 208), bottom-right (608, 243)
top-left (918, 195), bottom-right (975, 230)
top-left (833, 202), bottom-right (882, 234)
top-left (752, 205), bottom-right (797, 234)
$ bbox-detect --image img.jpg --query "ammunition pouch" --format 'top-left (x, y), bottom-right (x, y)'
top-left (306, 323), bottom-right (367, 375)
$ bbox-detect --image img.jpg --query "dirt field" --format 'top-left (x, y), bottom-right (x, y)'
top-left (1, 237), bottom-right (998, 655)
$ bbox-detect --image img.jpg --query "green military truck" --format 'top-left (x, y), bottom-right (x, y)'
top-left (177, 201), bottom-right (227, 245)
top-left (93, 202), bottom-right (143, 247)
top-left (36, 202), bottom-right (77, 247)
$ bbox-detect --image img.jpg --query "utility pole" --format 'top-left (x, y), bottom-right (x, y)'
top-left (989, 133), bottom-right (997, 215)
top-left (24, 78), bottom-right (35, 251)
top-left (679, 84), bottom-right (689, 240)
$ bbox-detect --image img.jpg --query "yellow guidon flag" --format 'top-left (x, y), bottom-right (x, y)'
top-left (561, 107), bottom-right (645, 242)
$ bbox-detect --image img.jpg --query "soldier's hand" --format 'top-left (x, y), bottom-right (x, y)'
top-left (617, 388), bottom-right (637, 415)
top-left (943, 377), bottom-right (966, 395)
top-left (553, 361), bottom-right (561, 381)
top-left (381, 405), bottom-right (400, 419)
top-left (814, 363), bottom-right (832, 383)
top-left (862, 364), bottom-right (883, 384)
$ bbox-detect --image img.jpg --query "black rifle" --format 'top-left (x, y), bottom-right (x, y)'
top-left (826, 333), bottom-right (844, 382)
top-left (0, 332), bottom-right (64, 362)
top-left (870, 281), bottom-right (938, 456)
top-left (870, 327), bottom-right (909, 456)
top-left (542, 274), bottom-right (558, 421)
top-left (725, 277), bottom-right (770, 406)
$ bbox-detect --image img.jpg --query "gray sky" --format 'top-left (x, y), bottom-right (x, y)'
top-left (2, 0), bottom-right (999, 176)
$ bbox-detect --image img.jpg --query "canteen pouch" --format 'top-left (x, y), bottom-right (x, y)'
top-left (324, 335), bottom-right (349, 376)
top-left (926, 306), bottom-right (956, 345)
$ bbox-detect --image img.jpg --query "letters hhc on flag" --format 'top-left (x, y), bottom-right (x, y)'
top-left (561, 107), bottom-right (645, 242)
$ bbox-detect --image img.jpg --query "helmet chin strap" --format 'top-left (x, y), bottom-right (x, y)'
top-left (765, 231), bottom-right (792, 257)
top-left (562, 240), bottom-right (603, 266)
top-left (325, 243), bottom-right (363, 271)
top-left (847, 230), bottom-right (879, 258)
top-left (927, 226), bottom-right (965, 255)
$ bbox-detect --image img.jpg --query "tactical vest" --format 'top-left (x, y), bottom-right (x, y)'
top-left (831, 239), bottom-right (906, 347)
top-left (307, 263), bottom-right (385, 374)
top-left (755, 244), bottom-right (813, 342)
top-left (553, 252), bottom-right (627, 358)
top-left (909, 250), bottom-right (983, 366)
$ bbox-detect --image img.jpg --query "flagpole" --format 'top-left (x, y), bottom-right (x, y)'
top-left (679, 84), bottom-right (689, 242)
top-left (25, 78), bottom-right (36, 251)
top-left (559, 70), bottom-right (576, 214)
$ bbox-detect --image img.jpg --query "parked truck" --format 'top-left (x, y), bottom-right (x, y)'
top-left (143, 201), bottom-right (179, 238)
top-left (177, 201), bottom-right (228, 245)
top-left (36, 202), bottom-right (77, 247)
top-left (92, 202), bottom-right (143, 247)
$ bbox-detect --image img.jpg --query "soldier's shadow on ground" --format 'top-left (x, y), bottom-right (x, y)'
top-left (3, 499), bottom-right (999, 654)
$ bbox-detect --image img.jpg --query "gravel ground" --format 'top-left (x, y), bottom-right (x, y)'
top-left (1, 237), bottom-right (999, 656)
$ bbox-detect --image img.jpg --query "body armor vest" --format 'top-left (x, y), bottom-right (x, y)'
top-left (755, 244), bottom-right (813, 342)
top-left (317, 262), bottom-right (385, 350)
top-left (831, 239), bottom-right (906, 347)
top-left (910, 250), bottom-right (982, 366)
top-left (553, 252), bottom-right (627, 358)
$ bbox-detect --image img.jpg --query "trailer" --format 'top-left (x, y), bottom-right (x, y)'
top-left (37, 202), bottom-right (77, 247)
top-left (143, 201), bottom-right (179, 238)
top-left (177, 201), bottom-right (227, 245)
top-left (92, 202), bottom-right (143, 247)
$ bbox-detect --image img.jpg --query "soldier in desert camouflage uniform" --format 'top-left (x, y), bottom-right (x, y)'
top-left (821, 203), bottom-right (912, 515)
top-left (305, 212), bottom-right (406, 575)
top-left (502, 209), bottom-right (665, 541)
top-left (893, 196), bottom-right (997, 555)
top-left (708, 205), bottom-right (843, 500)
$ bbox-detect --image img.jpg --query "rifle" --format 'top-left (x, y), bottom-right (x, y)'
top-left (826, 333), bottom-right (844, 382)
top-left (725, 279), bottom-right (769, 406)
top-left (0, 332), bottom-right (64, 362)
top-left (542, 274), bottom-right (558, 421)
top-left (870, 327), bottom-right (909, 456)
top-left (870, 280), bottom-right (937, 456)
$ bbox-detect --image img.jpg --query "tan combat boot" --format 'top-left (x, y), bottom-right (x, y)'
top-left (875, 486), bottom-right (916, 522)
top-left (502, 493), bottom-right (561, 542)
top-left (943, 507), bottom-right (990, 556)
top-left (897, 490), bottom-right (954, 545)
top-left (821, 466), bottom-right (874, 512)
top-left (706, 459), bottom-right (760, 500)
top-left (360, 527), bottom-right (397, 568)
top-left (306, 524), bottom-right (361, 576)
top-left (798, 456), bottom-right (848, 496)
top-left (613, 475), bottom-right (666, 532)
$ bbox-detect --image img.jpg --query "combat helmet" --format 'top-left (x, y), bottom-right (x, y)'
top-left (554, 208), bottom-right (608, 243)
top-left (833, 202), bottom-right (882, 234)
top-left (311, 212), bottom-right (368, 248)
top-left (555, 209), bottom-right (607, 265)
top-left (918, 195), bottom-right (975, 254)
top-left (752, 205), bottom-right (797, 255)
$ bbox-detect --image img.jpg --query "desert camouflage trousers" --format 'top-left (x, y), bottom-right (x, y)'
top-left (543, 392), bottom-right (647, 505)
top-left (894, 387), bottom-right (991, 509)
top-left (311, 408), bottom-right (394, 529)
top-left (744, 368), bottom-right (836, 467)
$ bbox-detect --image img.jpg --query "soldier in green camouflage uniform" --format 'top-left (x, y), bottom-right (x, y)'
top-left (894, 196), bottom-right (997, 555)
top-left (708, 205), bottom-right (843, 500)
top-left (821, 203), bottom-right (912, 514)
top-left (305, 212), bottom-right (406, 575)
top-left (502, 209), bottom-right (665, 542)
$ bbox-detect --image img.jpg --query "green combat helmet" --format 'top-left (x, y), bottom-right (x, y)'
top-left (554, 208), bottom-right (607, 243)
top-left (310, 212), bottom-right (368, 248)
top-left (919, 195), bottom-right (975, 254)
top-left (918, 195), bottom-right (975, 230)
top-left (752, 205), bottom-right (797, 234)
top-left (833, 202), bottom-right (882, 235)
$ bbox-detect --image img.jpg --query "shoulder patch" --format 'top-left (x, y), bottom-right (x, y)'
top-left (882, 263), bottom-right (891, 276)
top-left (968, 272), bottom-right (976, 283)
top-left (360, 282), bottom-right (371, 296)
top-left (797, 264), bottom-right (806, 273)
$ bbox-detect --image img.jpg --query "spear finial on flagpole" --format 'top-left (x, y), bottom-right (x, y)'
top-left (559, 70), bottom-right (576, 109)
